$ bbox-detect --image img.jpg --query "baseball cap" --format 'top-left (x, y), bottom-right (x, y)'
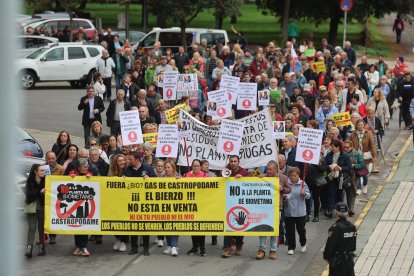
top-left (303, 83), bottom-right (311, 91)
top-left (335, 202), bottom-right (349, 213)
top-left (161, 55), bottom-right (167, 59)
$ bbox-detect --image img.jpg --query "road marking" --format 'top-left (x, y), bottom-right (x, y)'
top-left (321, 134), bottom-right (413, 276)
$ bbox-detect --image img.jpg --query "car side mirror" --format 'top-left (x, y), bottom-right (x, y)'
top-left (40, 56), bottom-right (47, 61)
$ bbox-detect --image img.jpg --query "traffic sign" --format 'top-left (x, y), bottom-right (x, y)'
top-left (340, 0), bottom-right (352, 12)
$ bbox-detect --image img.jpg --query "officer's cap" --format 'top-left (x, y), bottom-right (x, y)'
top-left (335, 202), bottom-right (348, 213)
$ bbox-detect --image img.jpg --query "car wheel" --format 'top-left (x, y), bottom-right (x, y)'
top-left (20, 71), bottom-right (36, 89)
top-left (70, 81), bottom-right (87, 89)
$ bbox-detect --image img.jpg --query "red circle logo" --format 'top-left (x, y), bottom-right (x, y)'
top-left (226, 206), bottom-right (250, 231)
top-left (161, 144), bottom-right (172, 155)
top-left (166, 89), bottom-right (173, 99)
top-left (223, 141), bottom-right (234, 153)
top-left (242, 100), bottom-right (251, 108)
top-left (217, 107), bottom-right (226, 117)
top-left (302, 149), bottom-right (313, 161)
top-left (128, 131), bottom-right (137, 143)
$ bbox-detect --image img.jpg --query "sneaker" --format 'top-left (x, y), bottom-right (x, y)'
top-left (288, 250), bottom-right (294, 255)
top-left (301, 245), bottom-right (307, 253)
top-left (157, 239), bottom-right (164, 247)
top-left (187, 247), bottom-right (198, 255)
top-left (222, 248), bottom-right (232, 258)
top-left (128, 247), bottom-right (138, 255)
top-left (356, 189), bottom-right (362, 195)
top-left (256, 249), bottom-right (265, 260)
top-left (143, 247), bottom-right (150, 256)
top-left (119, 242), bottom-right (127, 252)
top-left (362, 185), bottom-right (368, 194)
top-left (312, 216), bottom-right (319, 222)
top-left (348, 210), bottom-right (355, 217)
top-left (81, 248), bottom-right (90, 257)
top-left (235, 245), bottom-right (243, 256)
top-left (171, 247), bottom-right (178, 256)
top-left (200, 247), bottom-right (207, 257)
top-left (269, 251), bottom-right (277, 260)
top-left (73, 248), bottom-right (82, 256)
top-left (163, 246), bottom-right (172, 255)
top-left (113, 240), bottom-right (121, 251)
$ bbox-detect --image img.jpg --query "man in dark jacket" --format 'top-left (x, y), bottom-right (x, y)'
top-left (78, 86), bottom-right (105, 147)
top-left (112, 47), bottom-right (129, 90)
top-left (106, 89), bottom-right (131, 136)
top-left (173, 46), bottom-right (189, 73)
top-left (396, 73), bottom-right (414, 129)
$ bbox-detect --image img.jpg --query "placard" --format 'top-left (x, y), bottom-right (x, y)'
top-left (258, 90), bottom-right (270, 106)
top-left (220, 75), bottom-right (240, 105)
top-left (119, 110), bottom-right (143, 146)
top-left (331, 112), bottom-right (352, 127)
top-left (162, 71), bottom-right (179, 101)
top-left (207, 89), bottom-right (232, 120)
top-left (295, 127), bottom-right (324, 165)
top-left (177, 74), bottom-right (198, 92)
top-left (217, 119), bottom-right (245, 155)
top-left (155, 124), bottom-right (179, 158)
top-left (272, 121), bottom-right (285, 140)
top-left (165, 103), bottom-right (187, 124)
top-left (311, 61), bottom-right (327, 73)
top-left (237, 82), bottom-right (257, 111)
top-left (143, 133), bottom-right (158, 148)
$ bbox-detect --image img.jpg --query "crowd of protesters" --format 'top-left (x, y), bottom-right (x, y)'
top-left (24, 27), bottom-right (414, 260)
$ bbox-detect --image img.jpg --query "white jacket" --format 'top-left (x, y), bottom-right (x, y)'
top-left (96, 57), bottom-right (115, 78)
top-left (339, 88), bottom-right (362, 112)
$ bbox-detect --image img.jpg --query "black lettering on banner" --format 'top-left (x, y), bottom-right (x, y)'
top-left (101, 221), bottom-right (224, 232)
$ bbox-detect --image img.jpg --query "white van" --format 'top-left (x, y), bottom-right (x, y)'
top-left (133, 27), bottom-right (229, 53)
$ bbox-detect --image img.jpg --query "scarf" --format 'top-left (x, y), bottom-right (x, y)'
top-left (321, 105), bottom-right (332, 117)
top-left (356, 129), bottom-right (365, 153)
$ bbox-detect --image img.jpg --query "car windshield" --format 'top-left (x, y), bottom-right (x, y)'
top-left (25, 48), bottom-right (49, 59)
top-left (16, 127), bottom-right (33, 141)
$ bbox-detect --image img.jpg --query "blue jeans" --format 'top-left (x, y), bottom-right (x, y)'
top-left (115, 74), bottom-right (124, 90)
top-left (356, 175), bottom-right (368, 189)
top-left (259, 236), bottom-right (277, 251)
top-left (166, 236), bottom-right (178, 247)
top-left (223, 236), bottom-right (243, 248)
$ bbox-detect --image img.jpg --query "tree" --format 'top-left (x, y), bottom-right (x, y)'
top-left (256, 0), bottom-right (414, 45)
top-left (214, 0), bottom-right (242, 29)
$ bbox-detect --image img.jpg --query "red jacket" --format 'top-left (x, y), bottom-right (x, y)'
top-left (249, 60), bottom-right (268, 78)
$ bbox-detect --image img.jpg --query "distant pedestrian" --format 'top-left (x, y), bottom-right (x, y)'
top-left (392, 14), bottom-right (404, 43)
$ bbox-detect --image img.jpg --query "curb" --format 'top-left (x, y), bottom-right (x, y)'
top-left (321, 133), bottom-right (413, 276)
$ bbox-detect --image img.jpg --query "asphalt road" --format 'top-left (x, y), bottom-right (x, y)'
top-left (18, 82), bottom-right (410, 276)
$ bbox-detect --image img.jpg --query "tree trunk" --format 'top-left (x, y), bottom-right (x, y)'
top-left (78, 0), bottom-right (88, 10)
top-left (328, 6), bottom-right (341, 45)
top-left (281, 0), bottom-right (291, 43)
top-left (215, 0), bottom-right (224, 29)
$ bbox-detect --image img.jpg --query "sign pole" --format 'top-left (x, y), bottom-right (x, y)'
top-left (302, 163), bottom-right (307, 190)
top-left (343, 11), bottom-right (347, 49)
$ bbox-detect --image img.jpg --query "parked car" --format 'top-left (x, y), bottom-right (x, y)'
top-left (16, 42), bottom-right (103, 89)
top-left (133, 27), bottom-right (229, 53)
top-left (15, 35), bottom-right (59, 58)
top-left (108, 30), bottom-right (146, 46)
top-left (16, 127), bottom-right (44, 158)
top-left (24, 18), bottom-right (97, 40)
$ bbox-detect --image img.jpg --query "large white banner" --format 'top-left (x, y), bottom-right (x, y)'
top-left (178, 109), bottom-right (277, 170)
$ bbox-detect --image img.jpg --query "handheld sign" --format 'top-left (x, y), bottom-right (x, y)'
top-left (272, 121), bottom-right (285, 140)
top-left (120, 110), bottom-right (143, 146)
top-left (207, 89), bottom-right (232, 120)
top-left (295, 127), bottom-right (324, 165)
top-left (156, 124), bottom-right (179, 158)
top-left (220, 75), bottom-right (240, 105)
top-left (331, 112), bottom-right (352, 127)
top-left (237, 82), bottom-right (257, 111)
top-left (162, 71), bottom-right (179, 100)
top-left (217, 119), bottom-right (245, 156)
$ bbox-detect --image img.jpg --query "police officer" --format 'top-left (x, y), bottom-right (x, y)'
top-left (323, 202), bottom-right (357, 276)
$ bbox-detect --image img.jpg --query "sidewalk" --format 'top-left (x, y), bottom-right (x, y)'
top-left (354, 134), bottom-right (414, 275)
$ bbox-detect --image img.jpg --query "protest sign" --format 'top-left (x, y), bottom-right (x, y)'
top-left (220, 75), bottom-right (240, 105)
top-left (165, 103), bottom-right (186, 124)
top-left (156, 124), bottom-right (179, 158)
top-left (272, 121), bottom-right (285, 140)
top-left (331, 112), bottom-right (352, 127)
top-left (178, 109), bottom-right (277, 170)
top-left (44, 176), bottom-right (279, 236)
top-left (304, 49), bottom-right (316, 57)
top-left (143, 133), bottom-right (158, 148)
top-left (177, 74), bottom-right (198, 92)
top-left (258, 90), bottom-right (270, 106)
top-left (119, 110), bottom-right (143, 146)
top-left (311, 61), bottom-right (327, 73)
top-left (217, 119), bottom-right (245, 155)
top-left (237, 82), bottom-right (257, 111)
top-left (295, 127), bottom-right (324, 165)
top-left (269, 89), bottom-right (282, 102)
top-left (207, 89), bottom-right (232, 120)
top-left (162, 71), bottom-right (179, 101)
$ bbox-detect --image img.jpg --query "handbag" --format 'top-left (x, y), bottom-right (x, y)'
top-left (355, 166), bottom-right (369, 177)
top-left (24, 201), bottom-right (37, 214)
top-left (315, 176), bottom-right (327, 187)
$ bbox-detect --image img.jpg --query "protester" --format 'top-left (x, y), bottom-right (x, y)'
top-left (24, 164), bottom-right (46, 258)
top-left (51, 130), bottom-right (72, 165)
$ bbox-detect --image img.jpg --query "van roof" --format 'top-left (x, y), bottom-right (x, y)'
top-left (151, 27), bottom-right (226, 33)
